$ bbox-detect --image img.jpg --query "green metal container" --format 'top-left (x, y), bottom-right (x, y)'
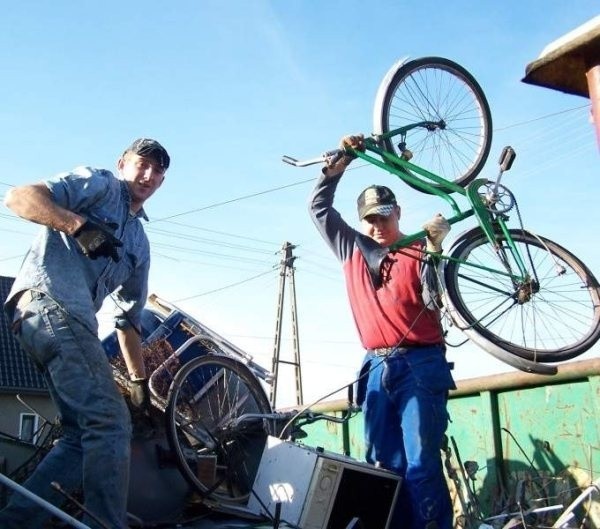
top-left (294, 358), bottom-right (600, 527)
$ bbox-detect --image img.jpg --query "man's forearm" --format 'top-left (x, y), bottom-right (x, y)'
top-left (4, 183), bottom-right (84, 235)
top-left (116, 327), bottom-right (146, 380)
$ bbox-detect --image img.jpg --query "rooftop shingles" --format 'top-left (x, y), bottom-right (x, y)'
top-left (0, 276), bottom-right (47, 392)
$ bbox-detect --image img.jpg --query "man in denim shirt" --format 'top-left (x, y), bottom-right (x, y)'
top-left (0, 138), bottom-right (170, 529)
top-left (309, 135), bottom-right (455, 529)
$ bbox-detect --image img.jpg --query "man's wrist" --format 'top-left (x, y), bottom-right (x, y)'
top-left (426, 242), bottom-right (443, 253)
top-left (324, 159), bottom-right (351, 177)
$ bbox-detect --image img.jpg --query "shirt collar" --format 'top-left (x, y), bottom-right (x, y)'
top-left (130, 207), bottom-right (149, 221)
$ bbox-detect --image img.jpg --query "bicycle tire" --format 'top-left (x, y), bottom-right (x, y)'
top-left (374, 57), bottom-right (492, 192)
top-left (444, 228), bottom-right (600, 362)
top-left (165, 354), bottom-right (272, 503)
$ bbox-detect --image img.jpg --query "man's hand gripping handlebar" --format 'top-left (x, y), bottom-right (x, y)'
top-left (282, 134), bottom-right (366, 168)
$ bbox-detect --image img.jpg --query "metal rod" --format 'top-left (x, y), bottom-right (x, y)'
top-left (51, 482), bottom-right (111, 529)
top-left (0, 472), bottom-right (91, 529)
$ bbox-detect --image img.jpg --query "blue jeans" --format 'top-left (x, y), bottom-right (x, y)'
top-left (358, 346), bottom-right (455, 529)
top-left (0, 294), bottom-right (132, 529)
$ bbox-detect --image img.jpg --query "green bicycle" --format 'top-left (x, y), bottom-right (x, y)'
top-left (284, 56), bottom-right (600, 376)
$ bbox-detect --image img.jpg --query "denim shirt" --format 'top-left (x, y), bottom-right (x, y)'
top-left (6, 166), bottom-right (150, 334)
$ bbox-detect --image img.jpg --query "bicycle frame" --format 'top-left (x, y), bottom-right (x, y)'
top-left (353, 130), bottom-right (531, 284)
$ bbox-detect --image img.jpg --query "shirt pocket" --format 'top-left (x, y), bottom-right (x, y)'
top-left (105, 256), bottom-right (136, 295)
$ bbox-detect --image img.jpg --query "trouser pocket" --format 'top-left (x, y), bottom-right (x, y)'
top-left (13, 302), bottom-right (66, 370)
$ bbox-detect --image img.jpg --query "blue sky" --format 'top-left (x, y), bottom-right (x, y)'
top-left (1, 1), bottom-right (599, 407)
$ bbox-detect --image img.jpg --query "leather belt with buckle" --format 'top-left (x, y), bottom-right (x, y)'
top-left (372, 347), bottom-right (396, 357)
top-left (371, 343), bottom-right (441, 357)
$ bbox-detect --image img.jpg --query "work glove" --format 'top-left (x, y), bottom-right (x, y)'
top-left (422, 214), bottom-right (451, 253)
top-left (73, 219), bottom-right (122, 262)
top-left (129, 378), bottom-right (151, 411)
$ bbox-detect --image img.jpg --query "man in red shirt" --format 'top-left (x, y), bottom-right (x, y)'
top-left (309, 135), bottom-right (455, 529)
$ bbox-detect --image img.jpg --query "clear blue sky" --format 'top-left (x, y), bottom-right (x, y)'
top-left (1, 1), bottom-right (598, 407)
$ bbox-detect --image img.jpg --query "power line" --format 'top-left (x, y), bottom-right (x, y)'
top-left (494, 103), bottom-right (589, 131)
top-left (297, 265), bottom-right (344, 284)
top-left (225, 333), bottom-right (357, 345)
top-left (160, 219), bottom-right (279, 246)
top-left (151, 251), bottom-right (275, 272)
top-left (151, 241), bottom-right (276, 264)
top-left (150, 177), bottom-right (317, 223)
top-left (146, 226), bottom-right (276, 255)
top-left (173, 268), bottom-right (277, 301)
top-left (0, 254), bottom-right (26, 263)
top-left (148, 161), bottom-right (370, 224)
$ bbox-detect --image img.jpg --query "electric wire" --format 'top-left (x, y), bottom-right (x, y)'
top-left (173, 268), bottom-right (278, 301)
top-left (151, 241), bottom-right (276, 265)
top-left (159, 219), bottom-right (278, 246)
top-left (149, 177), bottom-right (317, 223)
top-left (493, 103), bottom-right (589, 131)
top-left (146, 226), bottom-right (277, 255)
top-left (151, 250), bottom-right (273, 272)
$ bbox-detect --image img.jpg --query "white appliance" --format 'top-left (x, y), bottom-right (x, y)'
top-left (246, 436), bottom-right (401, 529)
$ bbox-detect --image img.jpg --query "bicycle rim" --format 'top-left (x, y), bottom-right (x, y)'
top-left (375, 57), bottom-right (492, 191)
top-left (444, 229), bottom-right (600, 361)
top-left (165, 354), bottom-right (272, 503)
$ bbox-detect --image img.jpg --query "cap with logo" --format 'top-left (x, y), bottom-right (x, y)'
top-left (356, 185), bottom-right (397, 220)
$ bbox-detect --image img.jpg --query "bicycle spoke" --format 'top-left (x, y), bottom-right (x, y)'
top-left (445, 229), bottom-right (600, 361)
top-left (166, 355), bottom-right (271, 503)
top-left (456, 272), bottom-right (515, 297)
top-left (377, 57), bottom-right (491, 190)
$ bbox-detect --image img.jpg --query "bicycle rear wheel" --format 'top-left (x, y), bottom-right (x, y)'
top-left (374, 57), bottom-right (492, 192)
top-left (165, 354), bottom-right (272, 503)
top-left (443, 228), bottom-right (600, 362)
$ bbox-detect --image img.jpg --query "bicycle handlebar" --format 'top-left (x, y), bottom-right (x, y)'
top-left (282, 149), bottom-right (344, 167)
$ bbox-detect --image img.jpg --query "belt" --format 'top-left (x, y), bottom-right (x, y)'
top-left (372, 346), bottom-right (402, 357)
top-left (15, 290), bottom-right (45, 311)
top-left (371, 343), bottom-right (442, 357)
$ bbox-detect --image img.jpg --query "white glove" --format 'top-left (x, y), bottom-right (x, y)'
top-left (422, 214), bottom-right (450, 253)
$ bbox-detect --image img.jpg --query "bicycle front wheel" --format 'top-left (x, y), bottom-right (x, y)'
top-left (444, 229), bottom-right (600, 362)
top-left (165, 354), bottom-right (272, 503)
top-left (374, 57), bottom-right (492, 192)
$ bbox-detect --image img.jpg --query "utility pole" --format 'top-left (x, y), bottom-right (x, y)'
top-left (269, 241), bottom-right (303, 409)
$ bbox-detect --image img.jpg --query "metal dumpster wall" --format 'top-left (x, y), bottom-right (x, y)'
top-left (295, 358), bottom-right (600, 522)
top-left (446, 358), bottom-right (600, 521)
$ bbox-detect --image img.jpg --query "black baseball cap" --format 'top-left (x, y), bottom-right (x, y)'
top-left (124, 138), bottom-right (170, 170)
top-left (357, 185), bottom-right (397, 220)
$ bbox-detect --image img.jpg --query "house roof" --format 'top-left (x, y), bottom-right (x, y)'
top-left (522, 15), bottom-right (600, 97)
top-left (0, 276), bottom-right (48, 393)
